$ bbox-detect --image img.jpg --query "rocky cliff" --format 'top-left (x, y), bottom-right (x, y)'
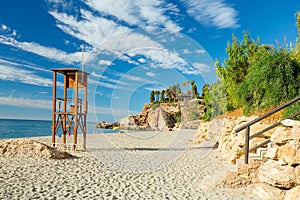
top-left (120, 100), bottom-right (205, 131)
top-left (119, 103), bottom-right (180, 130)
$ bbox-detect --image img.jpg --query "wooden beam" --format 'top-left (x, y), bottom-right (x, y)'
top-left (52, 71), bottom-right (57, 147)
top-left (62, 73), bottom-right (67, 145)
top-left (73, 71), bottom-right (79, 150)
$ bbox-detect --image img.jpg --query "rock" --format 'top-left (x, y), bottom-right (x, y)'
top-left (120, 103), bottom-right (179, 130)
top-left (281, 119), bottom-right (300, 127)
top-left (277, 140), bottom-right (300, 165)
top-left (265, 147), bottom-right (278, 159)
top-left (258, 160), bottom-right (297, 189)
top-left (284, 185), bottom-right (300, 200)
top-left (271, 127), bottom-right (300, 144)
top-left (0, 139), bottom-right (73, 159)
top-left (222, 160), bottom-right (262, 187)
top-left (253, 183), bottom-right (285, 200)
top-left (295, 165), bottom-right (300, 185)
top-left (95, 121), bottom-right (119, 129)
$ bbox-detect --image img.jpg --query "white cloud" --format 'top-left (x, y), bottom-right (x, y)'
top-left (115, 72), bottom-right (150, 83)
top-left (0, 96), bottom-right (52, 109)
top-left (0, 64), bottom-right (59, 87)
top-left (47, 1), bottom-right (206, 75)
top-left (1, 24), bottom-right (8, 31)
top-left (84, 0), bottom-right (182, 33)
top-left (181, 0), bottom-right (239, 29)
top-left (146, 72), bottom-right (156, 77)
top-left (138, 58), bottom-right (146, 63)
top-left (90, 71), bottom-right (130, 86)
top-left (98, 60), bottom-right (112, 66)
top-left (89, 79), bottom-right (124, 89)
top-left (195, 49), bottom-right (206, 54)
top-left (0, 35), bottom-right (96, 65)
top-left (0, 59), bottom-right (50, 73)
top-left (192, 62), bottom-right (212, 74)
top-left (182, 49), bottom-right (191, 54)
top-left (144, 85), bottom-right (167, 91)
top-left (90, 104), bottom-right (137, 117)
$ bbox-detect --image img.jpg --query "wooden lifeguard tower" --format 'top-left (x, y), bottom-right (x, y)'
top-left (51, 68), bottom-right (88, 150)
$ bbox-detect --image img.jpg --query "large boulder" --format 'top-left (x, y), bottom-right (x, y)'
top-left (284, 185), bottom-right (300, 200)
top-left (148, 105), bottom-right (176, 130)
top-left (253, 183), bottom-right (285, 200)
top-left (0, 139), bottom-right (73, 159)
top-left (270, 127), bottom-right (300, 145)
top-left (258, 160), bottom-right (297, 189)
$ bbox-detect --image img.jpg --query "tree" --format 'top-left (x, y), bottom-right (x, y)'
top-left (160, 90), bottom-right (165, 103)
top-left (190, 80), bottom-right (199, 98)
top-left (182, 80), bottom-right (189, 94)
top-left (150, 90), bottom-right (155, 103)
top-left (191, 84), bottom-right (198, 98)
top-left (238, 47), bottom-right (300, 113)
top-left (155, 90), bottom-right (160, 102)
top-left (166, 89), bottom-right (172, 102)
top-left (216, 32), bottom-right (260, 109)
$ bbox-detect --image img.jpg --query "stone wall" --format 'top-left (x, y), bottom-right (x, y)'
top-left (195, 117), bottom-right (300, 199)
top-left (254, 119), bottom-right (300, 200)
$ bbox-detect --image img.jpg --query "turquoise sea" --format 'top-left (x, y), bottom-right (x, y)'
top-left (0, 118), bottom-right (117, 139)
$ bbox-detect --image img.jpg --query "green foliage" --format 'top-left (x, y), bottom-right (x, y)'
top-left (150, 91), bottom-right (155, 103)
top-left (190, 79), bottom-right (199, 98)
top-left (238, 47), bottom-right (300, 113)
top-left (201, 13), bottom-right (300, 120)
top-left (201, 81), bottom-right (227, 120)
top-left (216, 32), bottom-right (260, 109)
top-left (174, 111), bottom-right (181, 123)
top-left (283, 102), bottom-right (300, 120)
top-left (160, 90), bottom-right (165, 103)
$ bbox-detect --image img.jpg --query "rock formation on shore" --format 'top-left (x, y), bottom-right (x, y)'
top-left (95, 121), bottom-right (120, 129)
top-left (120, 103), bottom-right (179, 130)
top-left (120, 100), bottom-right (205, 131)
top-left (0, 139), bottom-right (73, 159)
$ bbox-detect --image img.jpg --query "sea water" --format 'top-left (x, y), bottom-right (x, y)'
top-left (0, 118), bottom-right (116, 139)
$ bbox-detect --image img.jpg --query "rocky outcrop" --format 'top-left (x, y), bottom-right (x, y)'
top-left (253, 183), bottom-right (286, 200)
top-left (254, 119), bottom-right (300, 199)
top-left (194, 115), bottom-right (273, 164)
top-left (179, 99), bottom-right (205, 129)
top-left (95, 121), bottom-right (120, 129)
top-left (120, 103), bottom-right (180, 130)
top-left (285, 185), bottom-right (300, 200)
top-left (0, 139), bottom-right (73, 159)
top-left (195, 115), bottom-right (300, 199)
top-left (258, 159), bottom-right (297, 189)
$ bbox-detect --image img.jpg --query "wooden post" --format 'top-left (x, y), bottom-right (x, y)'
top-left (73, 71), bottom-right (79, 150)
top-left (245, 126), bottom-right (250, 164)
top-left (62, 73), bottom-right (67, 145)
top-left (52, 71), bottom-right (57, 147)
top-left (83, 81), bottom-right (87, 149)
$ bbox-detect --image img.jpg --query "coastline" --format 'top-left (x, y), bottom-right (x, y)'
top-left (0, 131), bottom-right (258, 199)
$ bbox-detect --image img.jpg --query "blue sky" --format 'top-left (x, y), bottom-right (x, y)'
top-left (0, 0), bottom-right (299, 122)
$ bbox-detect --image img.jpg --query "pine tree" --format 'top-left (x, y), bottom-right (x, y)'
top-left (160, 90), bottom-right (165, 103)
top-left (150, 90), bottom-right (155, 103)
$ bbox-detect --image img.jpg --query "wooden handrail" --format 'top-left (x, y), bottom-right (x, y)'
top-left (234, 95), bottom-right (300, 164)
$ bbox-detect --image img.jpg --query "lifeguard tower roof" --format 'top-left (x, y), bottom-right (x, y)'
top-left (51, 68), bottom-right (89, 75)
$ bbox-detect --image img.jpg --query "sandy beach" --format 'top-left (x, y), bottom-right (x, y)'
top-left (0, 130), bottom-right (258, 199)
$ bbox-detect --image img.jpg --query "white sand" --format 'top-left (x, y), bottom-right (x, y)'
top-left (0, 130), bottom-right (258, 199)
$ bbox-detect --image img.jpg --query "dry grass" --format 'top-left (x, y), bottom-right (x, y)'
top-left (215, 107), bottom-right (283, 123)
